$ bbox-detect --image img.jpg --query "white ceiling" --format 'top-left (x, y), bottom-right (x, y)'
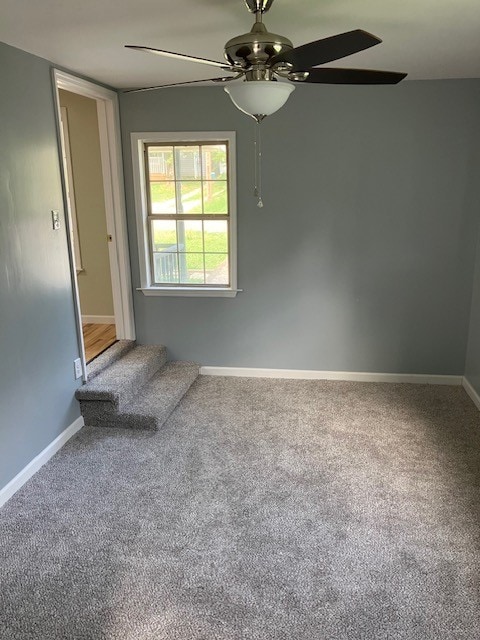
top-left (1, 0), bottom-right (480, 89)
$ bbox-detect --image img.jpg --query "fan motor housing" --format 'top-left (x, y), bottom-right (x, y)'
top-left (224, 23), bottom-right (293, 68)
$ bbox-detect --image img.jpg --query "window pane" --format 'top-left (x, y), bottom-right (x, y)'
top-left (177, 220), bottom-right (202, 253)
top-left (147, 146), bottom-right (174, 180)
top-left (204, 220), bottom-right (228, 253)
top-left (202, 145), bottom-right (227, 180)
top-left (150, 181), bottom-right (176, 213)
top-left (205, 254), bottom-right (229, 285)
top-left (153, 252), bottom-right (179, 284)
top-left (179, 181), bottom-right (202, 214)
top-left (203, 181), bottom-right (228, 214)
top-left (179, 253), bottom-right (205, 285)
top-left (175, 146), bottom-right (201, 180)
top-left (151, 220), bottom-right (177, 252)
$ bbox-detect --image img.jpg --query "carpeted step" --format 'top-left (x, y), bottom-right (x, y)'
top-left (86, 340), bottom-right (136, 381)
top-left (76, 344), bottom-right (167, 410)
top-left (82, 361), bottom-right (199, 430)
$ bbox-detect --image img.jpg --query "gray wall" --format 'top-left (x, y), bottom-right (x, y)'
top-left (465, 228), bottom-right (480, 394)
top-left (0, 42), bottom-right (81, 490)
top-left (120, 80), bottom-right (480, 374)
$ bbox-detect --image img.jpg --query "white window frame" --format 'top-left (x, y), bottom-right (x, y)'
top-left (131, 131), bottom-right (238, 297)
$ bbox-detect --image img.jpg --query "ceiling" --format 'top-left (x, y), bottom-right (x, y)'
top-left (1, 0), bottom-right (480, 89)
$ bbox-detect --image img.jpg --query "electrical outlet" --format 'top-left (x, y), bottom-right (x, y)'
top-left (74, 358), bottom-right (83, 379)
top-left (51, 210), bottom-right (60, 230)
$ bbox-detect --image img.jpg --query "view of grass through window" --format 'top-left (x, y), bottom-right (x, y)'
top-left (146, 143), bottom-right (230, 286)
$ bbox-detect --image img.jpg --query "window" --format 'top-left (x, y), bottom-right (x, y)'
top-left (131, 132), bottom-right (237, 297)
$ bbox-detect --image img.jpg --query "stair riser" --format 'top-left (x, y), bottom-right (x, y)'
top-left (85, 415), bottom-right (157, 430)
top-left (79, 400), bottom-right (117, 426)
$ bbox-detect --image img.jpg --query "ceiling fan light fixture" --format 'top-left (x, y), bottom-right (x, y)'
top-left (225, 80), bottom-right (295, 120)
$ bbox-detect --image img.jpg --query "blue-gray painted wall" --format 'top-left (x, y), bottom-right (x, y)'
top-left (119, 80), bottom-right (480, 374)
top-left (0, 42), bottom-right (81, 489)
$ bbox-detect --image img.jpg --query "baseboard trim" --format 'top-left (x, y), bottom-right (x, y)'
top-left (82, 315), bottom-right (115, 325)
top-left (462, 377), bottom-right (480, 411)
top-left (0, 416), bottom-right (84, 509)
top-left (200, 366), bottom-right (462, 386)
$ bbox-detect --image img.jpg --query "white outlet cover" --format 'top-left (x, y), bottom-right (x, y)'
top-left (51, 210), bottom-right (60, 230)
top-left (74, 358), bottom-right (82, 379)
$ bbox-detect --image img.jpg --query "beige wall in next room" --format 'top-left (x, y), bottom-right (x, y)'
top-left (59, 89), bottom-right (114, 318)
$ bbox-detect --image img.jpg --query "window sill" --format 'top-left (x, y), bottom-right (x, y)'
top-left (137, 287), bottom-right (241, 298)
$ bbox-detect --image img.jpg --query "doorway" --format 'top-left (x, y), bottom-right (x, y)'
top-left (52, 70), bottom-right (135, 379)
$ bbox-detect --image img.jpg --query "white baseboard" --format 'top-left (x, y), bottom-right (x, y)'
top-left (0, 416), bottom-right (84, 509)
top-left (200, 366), bottom-right (463, 386)
top-left (462, 377), bottom-right (480, 411)
top-left (82, 315), bottom-right (115, 325)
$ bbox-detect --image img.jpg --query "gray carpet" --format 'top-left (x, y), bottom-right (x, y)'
top-left (1, 376), bottom-right (480, 639)
top-left (76, 342), bottom-right (199, 430)
top-left (86, 340), bottom-right (135, 380)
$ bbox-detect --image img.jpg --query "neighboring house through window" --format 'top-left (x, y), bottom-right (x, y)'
top-left (131, 131), bottom-right (237, 297)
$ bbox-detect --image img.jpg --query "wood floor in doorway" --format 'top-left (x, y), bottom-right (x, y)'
top-left (83, 323), bottom-right (117, 363)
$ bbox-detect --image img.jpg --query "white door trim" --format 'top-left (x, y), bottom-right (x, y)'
top-left (59, 106), bottom-right (83, 272)
top-left (52, 70), bottom-right (135, 380)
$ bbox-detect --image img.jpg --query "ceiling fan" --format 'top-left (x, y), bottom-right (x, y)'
top-left (124, 0), bottom-right (407, 120)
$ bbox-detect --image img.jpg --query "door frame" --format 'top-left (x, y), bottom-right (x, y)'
top-left (52, 69), bottom-right (135, 381)
top-left (59, 105), bottom-right (83, 272)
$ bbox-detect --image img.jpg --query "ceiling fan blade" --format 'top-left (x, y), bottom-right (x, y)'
top-left (125, 45), bottom-right (232, 70)
top-left (290, 67), bottom-right (407, 85)
top-left (270, 29), bottom-right (381, 71)
top-left (123, 77), bottom-right (238, 94)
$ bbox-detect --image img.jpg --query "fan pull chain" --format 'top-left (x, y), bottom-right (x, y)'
top-left (254, 118), bottom-right (263, 208)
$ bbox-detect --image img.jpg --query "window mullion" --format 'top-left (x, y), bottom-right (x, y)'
top-left (148, 214), bottom-right (228, 222)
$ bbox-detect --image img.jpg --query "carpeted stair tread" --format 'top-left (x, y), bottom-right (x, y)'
top-left (86, 340), bottom-right (135, 381)
top-left (76, 344), bottom-right (167, 407)
top-left (88, 361), bottom-right (199, 430)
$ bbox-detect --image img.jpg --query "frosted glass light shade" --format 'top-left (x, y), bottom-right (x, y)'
top-left (225, 80), bottom-right (295, 119)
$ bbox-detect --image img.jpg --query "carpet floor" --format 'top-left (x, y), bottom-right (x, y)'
top-left (1, 376), bottom-right (480, 639)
